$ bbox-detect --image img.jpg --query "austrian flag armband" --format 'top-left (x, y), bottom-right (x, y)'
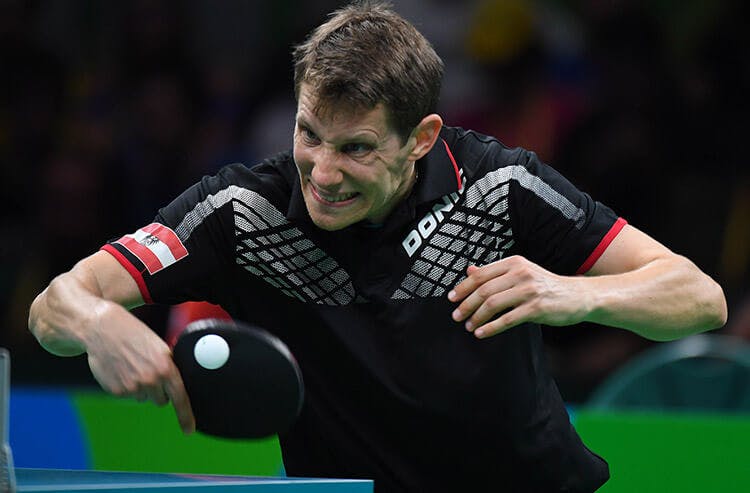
top-left (114, 223), bottom-right (189, 274)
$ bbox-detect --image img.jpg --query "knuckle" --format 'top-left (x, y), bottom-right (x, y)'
top-left (139, 371), bottom-right (161, 388)
top-left (501, 310), bottom-right (523, 330)
top-left (484, 294), bottom-right (502, 311)
top-left (520, 283), bottom-right (539, 299)
top-left (476, 283), bottom-right (494, 298)
top-left (108, 386), bottom-right (125, 397)
top-left (517, 265), bottom-right (532, 279)
top-left (120, 382), bottom-right (139, 396)
top-left (526, 297), bottom-right (544, 315)
top-left (156, 362), bottom-right (174, 380)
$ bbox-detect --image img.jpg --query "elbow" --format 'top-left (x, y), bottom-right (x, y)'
top-left (693, 275), bottom-right (728, 333)
top-left (28, 287), bottom-right (49, 343)
top-left (707, 279), bottom-right (728, 330)
top-left (28, 281), bottom-right (60, 351)
top-left (677, 256), bottom-right (728, 333)
top-left (654, 264), bottom-right (728, 341)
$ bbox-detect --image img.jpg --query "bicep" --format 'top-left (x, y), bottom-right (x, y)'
top-left (586, 224), bottom-right (675, 276)
top-left (72, 251), bottom-right (145, 309)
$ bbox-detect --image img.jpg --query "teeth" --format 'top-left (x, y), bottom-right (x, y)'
top-left (319, 191), bottom-right (357, 202)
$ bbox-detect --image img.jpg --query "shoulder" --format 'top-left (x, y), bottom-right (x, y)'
top-left (194, 151), bottom-right (297, 204)
top-left (214, 151), bottom-right (296, 190)
top-left (157, 151), bottom-right (297, 225)
top-left (439, 125), bottom-right (543, 180)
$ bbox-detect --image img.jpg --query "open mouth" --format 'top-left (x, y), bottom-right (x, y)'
top-left (310, 185), bottom-right (359, 205)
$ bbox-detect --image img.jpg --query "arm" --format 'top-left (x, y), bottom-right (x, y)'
top-left (449, 225), bottom-right (728, 341)
top-left (28, 251), bottom-right (196, 433)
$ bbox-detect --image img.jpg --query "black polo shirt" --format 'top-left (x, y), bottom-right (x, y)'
top-left (103, 126), bottom-right (623, 492)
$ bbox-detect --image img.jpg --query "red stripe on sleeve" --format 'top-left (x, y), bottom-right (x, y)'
top-left (576, 217), bottom-right (628, 275)
top-left (117, 235), bottom-right (164, 274)
top-left (442, 139), bottom-right (462, 191)
top-left (100, 244), bottom-right (154, 304)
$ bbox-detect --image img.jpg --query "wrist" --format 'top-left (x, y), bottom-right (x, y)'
top-left (80, 298), bottom-right (120, 353)
top-left (576, 275), bottom-right (607, 325)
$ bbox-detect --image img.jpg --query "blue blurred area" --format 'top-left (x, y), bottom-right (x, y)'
top-left (9, 387), bottom-right (89, 469)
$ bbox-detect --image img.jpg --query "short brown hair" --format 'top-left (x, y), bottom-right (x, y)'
top-left (293, 1), bottom-right (444, 141)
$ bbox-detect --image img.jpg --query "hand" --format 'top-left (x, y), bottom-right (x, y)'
top-left (84, 300), bottom-right (196, 434)
top-left (448, 255), bottom-right (590, 339)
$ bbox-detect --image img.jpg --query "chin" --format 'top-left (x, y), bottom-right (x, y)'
top-left (309, 213), bottom-right (358, 231)
top-left (305, 198), bottom-right (364, 231)
top-left (312, 220), bottom-right (347, 231)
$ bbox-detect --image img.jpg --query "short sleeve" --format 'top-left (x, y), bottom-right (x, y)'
top-left (101, 168), bottom-right (238, 305)
top-left (507, 150), bottom-right (626, 275)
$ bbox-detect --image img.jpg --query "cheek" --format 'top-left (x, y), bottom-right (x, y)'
top-left (293, 145), bottom-right (311, 174)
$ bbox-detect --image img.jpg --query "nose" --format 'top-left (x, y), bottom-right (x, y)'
top-left (309, 147), bottom-right (344, 187)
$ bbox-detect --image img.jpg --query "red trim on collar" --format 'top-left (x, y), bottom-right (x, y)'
top-left (441, 139), bottom-right (462, 191)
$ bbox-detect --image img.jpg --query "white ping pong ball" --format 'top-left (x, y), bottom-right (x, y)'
top-left (193, 334), bottom-right (230, 370)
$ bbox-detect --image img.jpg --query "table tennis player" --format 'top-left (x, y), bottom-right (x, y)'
top-left (29, 1), bottom-right (727, 491)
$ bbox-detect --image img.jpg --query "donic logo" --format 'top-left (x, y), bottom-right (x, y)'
top-left (402, 170), bottom-right (465, 257)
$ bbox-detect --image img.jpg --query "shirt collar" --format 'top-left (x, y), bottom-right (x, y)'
top-left (412, 135), bottom-right (463, 205)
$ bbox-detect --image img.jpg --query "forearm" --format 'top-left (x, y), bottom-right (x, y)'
top-left (28, 252), bottom-right (143, 356)
top-left (29, 253), bottom-right (195, 432)
top-left (582, 255), bottom-right (727, 341)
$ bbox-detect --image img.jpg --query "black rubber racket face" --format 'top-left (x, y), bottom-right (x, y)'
top-left (173, 319), bottom-right (304, 439)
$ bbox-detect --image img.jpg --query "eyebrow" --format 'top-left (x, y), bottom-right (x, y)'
top-left (296, 117), bottom-right (380, 144)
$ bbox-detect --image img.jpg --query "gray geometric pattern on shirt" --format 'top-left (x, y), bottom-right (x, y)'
top-left (392, 164), bottom-right (584, 300)
top-left (175, 184), bottom-right (356, 305)
top-left (392, 187), bottom-right (512, 300)
top-left (232, 196), bottom-right (356, 306)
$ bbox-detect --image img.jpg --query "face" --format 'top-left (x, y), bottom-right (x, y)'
top-left (293, 84), bottom-right (418, 231)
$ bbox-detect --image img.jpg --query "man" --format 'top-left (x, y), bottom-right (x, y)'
top-left (29, 2), bottom-right (727, 491)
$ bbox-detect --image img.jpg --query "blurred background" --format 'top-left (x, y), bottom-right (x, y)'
top-left (1, 0), bottom-right (749, 403)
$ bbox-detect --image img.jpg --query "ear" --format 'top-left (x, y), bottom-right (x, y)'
top-left (407, 114), bottom-right (443, 161)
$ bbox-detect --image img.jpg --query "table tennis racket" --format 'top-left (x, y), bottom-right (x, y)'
top-left (172, 319), bottom-right (304, 439)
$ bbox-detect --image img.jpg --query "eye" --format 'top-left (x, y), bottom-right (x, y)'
top-left (300, 126), bottom-right (320, 145)
top-left (341, 142), bottom-right (374, 156)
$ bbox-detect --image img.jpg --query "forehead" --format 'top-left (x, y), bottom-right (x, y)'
top-left (296, 84), bottom-right (393, 135)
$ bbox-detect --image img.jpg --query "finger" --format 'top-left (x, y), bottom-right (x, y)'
top-left (473, 303), bottom-right (532, 339)
top-left (149, 384), bottom-right (170, 407)
top-left (130, 379), bottom-right (169, 405)
top-left (448, 264), bottom-right (478, 302)
top-left (452, 274), bottom-right (516, 324)
top-left (163, 365), bottom-right (196, 434)
top-left (448, 261), bottom-right (511, 303)
top-left (463, 286), bottom-right (525, 332)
